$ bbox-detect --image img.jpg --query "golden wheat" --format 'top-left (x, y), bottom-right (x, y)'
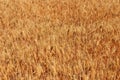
top-left (0, 0), bottom-right (120, 80)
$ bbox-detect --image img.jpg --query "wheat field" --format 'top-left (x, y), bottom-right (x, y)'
top-left (0, 0), bottom-right (120, 80)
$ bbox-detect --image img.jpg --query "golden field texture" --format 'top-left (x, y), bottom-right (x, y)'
top-left (0, 0), bottom-right (120, 80)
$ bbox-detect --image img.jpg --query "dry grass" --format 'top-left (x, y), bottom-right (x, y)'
top-left (0, 0), bottom-right (120, 80)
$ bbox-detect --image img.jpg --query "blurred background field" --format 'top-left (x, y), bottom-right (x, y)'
top-left (0, 0), bottom-right (120, 80)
